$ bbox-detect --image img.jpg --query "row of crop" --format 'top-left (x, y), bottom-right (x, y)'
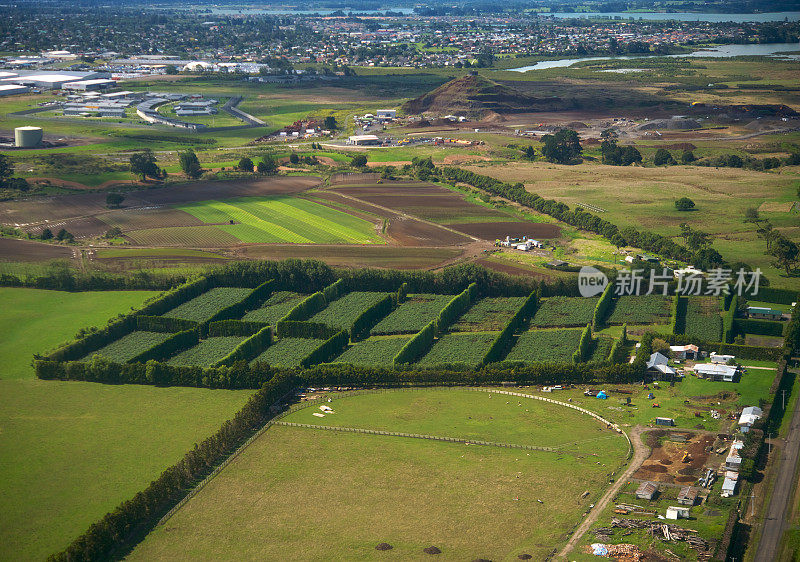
top-left (275, 321), bottom-right (340, 339)
top-left (48, 373), bottom-right (297, 561)
top-left (482, 290), bottom-right (540, 365)
top-left (137, 315), bottom-right (199, 333)
top-left (593, 283), bottom-right (614, 327)
top-left (127, 329), bottom-right (199, 364)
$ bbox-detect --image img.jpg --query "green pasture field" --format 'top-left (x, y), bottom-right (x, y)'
top-left (130, 390), bottom-right (628, 561)
top-left (531, 296), bottom-right (598, 328)
top-left (370, 293), bottom-right (454, 335)
top-left (250, 337), bottom-right (325, 367)
top-left (307, 291), bottom-right (392, 332)
top-left (0, 288), bottom-right (158, 380)
top-left (462, 162), bottom-right (800, 289)
top-left (684, 296), bottom-right (723, 341)
top-left (161, 287), bottom-right (252, 323)
top-left (176, 196), bottom-right (382, 244)
top-left (240, 291), bottom-right (307, 324)
top-left (0, 379), bottom-right (253, 561)
top-left (80, 330), bottom-right (172, 363)
top-left (506, 328), bottom-right (584, 364)
top-left (417, 332), bottom-right (498, 368)
top-left (451, 296), bottom-right (528, 332)
top-left (166, 336), bottom-right (247, 367)
top-left (607, 295), bottom-right (672, 325)
top-left (331, 335), bottom-right (411, 367)
top-left (0, 287), bottom-right (253, 559)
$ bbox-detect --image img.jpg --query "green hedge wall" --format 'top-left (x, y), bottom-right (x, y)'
top-left (216, 326), bottom-right (273, 366)
top-left (350, 294), bottom-right (395, 341)
top-left (608, 324), bottom-right (628, 364)
top-left (573, 324), bottom-right (593, 363)
top-left (745, 287), bottom-right (798, 305)
top-left (204, 279), bottom-right (275, 326)
top-left (593, 283), bottom-right (613, 328)
top-left (437, 283), bottom-right (476, 333)
top-left (137, 315), bottom-right (199, 333)
top-left (275, 321), bottom-right (339, 339)
top-left (394, 320), bottom-right (437, 365)
top-left (397, 282), bottom-right (408, 304)
top-left (670, 296), bottom-right (687, 335)
top-left (734, 318), bottom-right (785, 338)
top-left (322, 278), bottom-right (345, 303)
top-left (127, 329), bottom-right (199, 364)
top-left (482, 289), bottom-right (539, 366)
top-left (723, 295), bottom-right (738, 344)
top-left (280, 291), bottom-right (326, 322)
top-left (48, 373), bottom-right (297, 561)
top-left (301, 330), bottom-right (349, 368)
top-left (208, 320), bottom-right (267, 337)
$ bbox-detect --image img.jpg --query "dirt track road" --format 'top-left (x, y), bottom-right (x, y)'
top-left (754, 367), bottom-right (800, 562)
top-left (557, 425), bottom-right (649, 560)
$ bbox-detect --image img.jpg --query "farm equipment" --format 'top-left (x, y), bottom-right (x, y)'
top-left (682, 452), bottom-right (692, 463)
top-left (652, 403), bottom-right (660, 408)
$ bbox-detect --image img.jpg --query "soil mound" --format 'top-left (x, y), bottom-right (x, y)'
top-left (423, 546), bottom-right (442, 555)
top-left (402, 75), bottom-right (563, 118)
top-left (518, 555), bottom-right (533, 560)
top-left (375, 543), bottom-right (393, 551)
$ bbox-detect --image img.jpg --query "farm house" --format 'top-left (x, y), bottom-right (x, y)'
top-left (677, 487), bottom-right (698, 506)
top-left (669, 344), bottom-right (699, 360)
top-left (746, 306), bottom-right (782, 320)
top-left (666, 506), bottom-right (690, 520)
top-left (636, 481), bottom-right (658, 500)
top-left (694, 363), bottom-right (738, 382)
top-left (738, 406), bottom-right (763, 433)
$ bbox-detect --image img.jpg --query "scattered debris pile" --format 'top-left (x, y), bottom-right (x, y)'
top-left (607, 518), bottom-right (713, 557)
top-left (584, 543), bottom-right (644, 561)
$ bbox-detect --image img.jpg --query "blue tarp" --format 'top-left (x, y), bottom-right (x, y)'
top-left (597, 391), bottom-right (608, 399)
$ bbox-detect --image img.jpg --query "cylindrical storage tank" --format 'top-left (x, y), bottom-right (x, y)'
top-left (15, 126), bottom-right (43, 148)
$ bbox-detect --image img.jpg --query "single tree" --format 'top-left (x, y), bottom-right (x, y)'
top-left (178, 149), bottom-right (203, 179)
top-left (680, 150), bottom-right (696, 164)
top-left (744, 207), bottom-right (761, 223)
top-left (541, 129), bottom-right (582, 164)
top-left (40, 228), bottom-right (53, 240)
top-left (289, 153), bottom-right (300, 164)
top-left (674, 197), bottom-right (695, 211)
top-left (257, 158), bottom-right (277, 175)
top-left (105, 227), bottom-right (122, 238)
top-left (351, 154), bottom-right (368, 168)
top-left (653, 148), bottom-right (676, 166)
top-left (770, 236), bottom-right (799, 275)
top-left (323, 116), bottom-right (337, 130)
top-left (0, 154), bottom-right (13, 187)
top-left (56, 228), bottom-right (69, 241)
top-left (523, 145), bottom-right (536, 160)
top-left (237, 157), bottom-right (254, 172)
top-left (165, 64), bottom-right (178, 75)
top-left (106, 192), bottom-right (125, 208)
top-left (129, 149), bottom-right (161, 181)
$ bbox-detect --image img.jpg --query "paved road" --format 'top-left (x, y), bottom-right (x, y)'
top-left (754, 368), bottom-right (800, 562)
top-left (557, 425), bottom-right (649, 559)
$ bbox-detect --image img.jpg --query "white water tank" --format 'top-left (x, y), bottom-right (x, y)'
top-left (15, 126), bottom-right (43, 148)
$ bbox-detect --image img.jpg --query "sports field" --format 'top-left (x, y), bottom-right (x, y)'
top-left (130, 389), bottom-right (629, 561)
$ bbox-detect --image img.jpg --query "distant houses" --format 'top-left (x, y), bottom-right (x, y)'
top-left (738, 406), bottom-right (763, 433)
top-left (694, 363), bottom-right (739, 382)
top-left (646, 352), bottom-right (678, 380)
top-left (636, 481), bottom-right (658, 500)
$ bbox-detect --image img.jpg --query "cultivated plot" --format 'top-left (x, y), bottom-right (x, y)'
top-left (166, 336), bottom-right (247, 367)
top-left (531, 296), bottom-right (598, 328)
top-left (307, 291), bottom-right (392, 332)
top-left (607, 295), bottom-right (672, 325)
top-left (506, 328), bottom-right (584, 363)
top-left (451, 296), bottom-right (528, 332)
top-left (250, 337), bottom-right (326, 367)
top-left (80, 331), bottom-right (173, 363)
top-left (370, 293), bottom-right (454, 335)
top-left (417, 332), bottom-right (498, 367)
top-left (161, 287), bottom-right (253, 323)
top-left (331, 336), bottom-right (411, 367)
top-left (240, 291), bottom-right (307, 324)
